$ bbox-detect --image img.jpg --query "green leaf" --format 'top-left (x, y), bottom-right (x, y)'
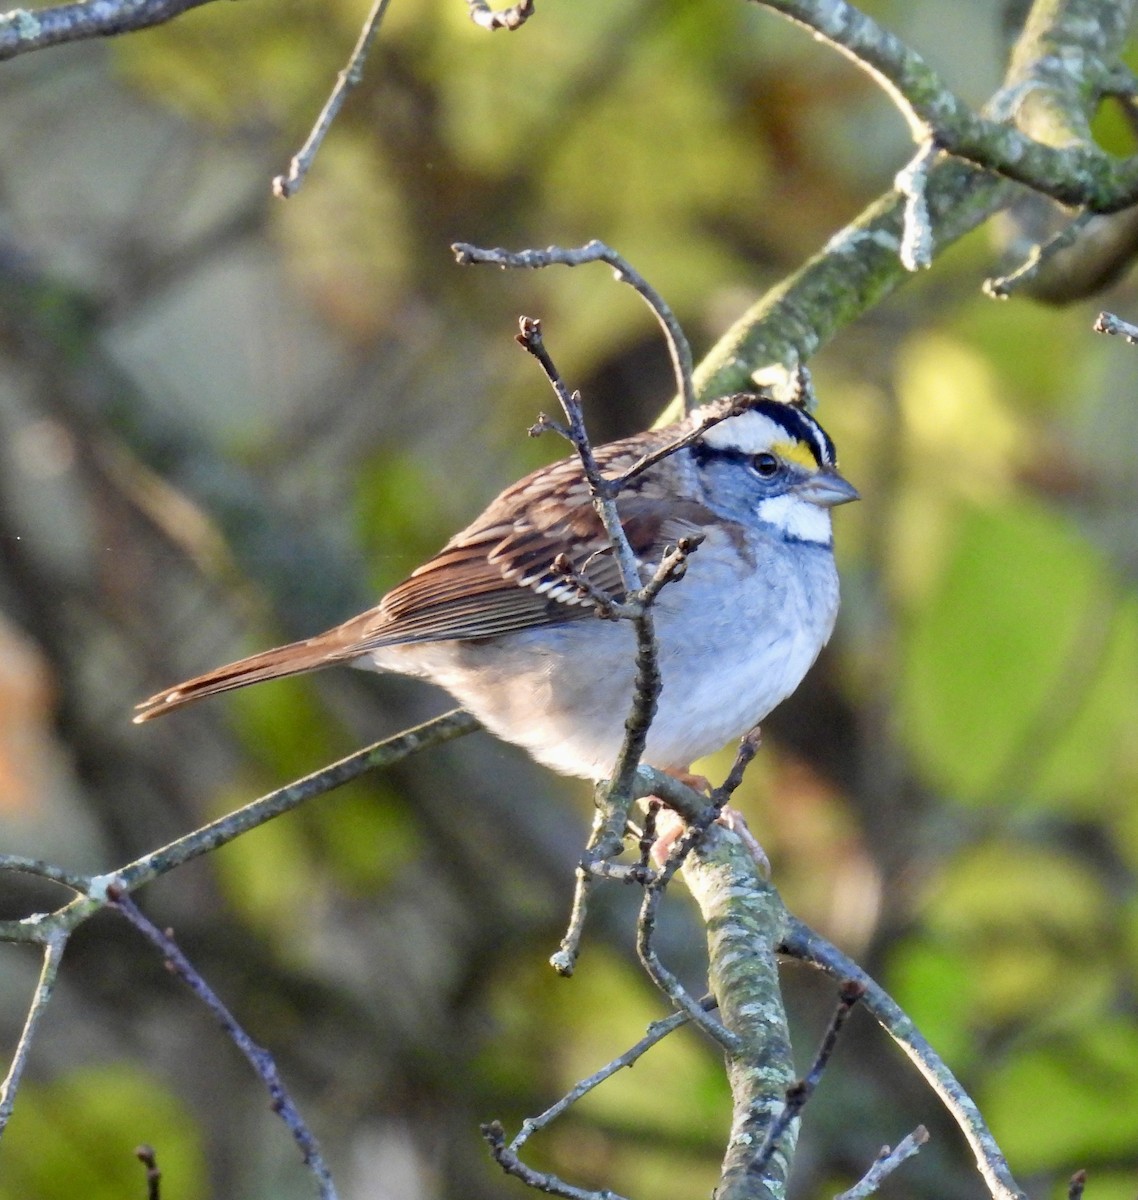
top-left (0, 1064), bottom-right (206, 1200)
top-left (917, 842), bottom-right (1113, 1026)
top-left (901, 500), bottom-right (1137, 806)
top-left (887, 937), bottom-right (979, 1071)
top-left (982, 1021), bottom-right (1138, 1168)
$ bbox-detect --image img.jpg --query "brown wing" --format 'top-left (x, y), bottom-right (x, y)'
top-left (344, 490), bottom-right (718, 649)
top-left (134, 428), bottom-right (717, 721)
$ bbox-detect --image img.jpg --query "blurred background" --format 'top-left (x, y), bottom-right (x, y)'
top-left (1, 0), bottom-right (1137, 1197)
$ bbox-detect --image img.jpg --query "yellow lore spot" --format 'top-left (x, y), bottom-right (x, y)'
top-left (772, 439), bottom-right (820, 471)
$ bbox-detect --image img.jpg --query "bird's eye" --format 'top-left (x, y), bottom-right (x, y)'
top-left (752, 452), bottom-right (780, 478)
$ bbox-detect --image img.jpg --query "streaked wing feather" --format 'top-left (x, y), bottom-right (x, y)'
top-left (353, 487), bottom-right (718, 649)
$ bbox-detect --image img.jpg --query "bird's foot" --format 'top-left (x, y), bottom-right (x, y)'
top-left (715, 805), bottom-right (770, 877)
top-left (667, 769), bottom-right (712, 795)
top-left (647, 769), bottom-right (769, 877)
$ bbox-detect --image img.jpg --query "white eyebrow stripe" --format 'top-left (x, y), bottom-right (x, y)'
top-left (698, 406), bottom-right (835, 467)
top-left (699, 411), bottom-right (788, 455)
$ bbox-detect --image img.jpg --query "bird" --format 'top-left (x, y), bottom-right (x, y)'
top-left (134, 393), bottom-right (858, 782)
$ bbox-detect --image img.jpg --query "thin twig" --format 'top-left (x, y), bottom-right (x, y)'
top-left (835, 1126), bottom-right (930, 1200)
top-left (748, 980), bottom-right (865, 1178)
top-left (983, 210), bottom-right (1094, 298)
top-left (632, 765), bottom-right (711, 822)
top-left (516, 317), bottom-right (642, 593)
top-left (550, 806), bottom-right (607, 977)
top-left (135, 1145), bottom-right (162, 1200)
top-left (644, 729), bottom-right (766, 879)
top-left (895, 138), bottom-right (938, 270)
top-left (465, 0), bottom-right (535, 30)
top-left (557, 709), bottom-right (745, 982)
top-left (712, 728), bottom-right (763, 807)
top-left (0, 710), bottom-right (478, 947)
top-left (603, 544), bottom-right (697, 804)
top-left (0, 856), bottom-right (91, 894)
top-left (0, 712), bottom-right (477, 1160)
top-left (457, 241), bottom-right (695, 412)
top-left (636, 877), bottom-right (741, 1053)
top-left (1094, 310), bottom-right (1138, 342)
top-left (1068, 1169), bottom-right (1088, 1200)
top-left (509, 996), bottom-right (716, 1152)
top-left (272, 0), bottom-right (393, 199)
top-left (110, 891), bottom-right (338, 1200)
top-left (608, 397), bottom-right (752, 489)
top-left (0, 931), bottom-right (68, 1136)
top-left (483, 1120), bottom-right (629, 1200)
top-left (111, 709), bottom-right (477, 894)
top-left (631, 736), bottom-right (762, 1055)
top-left (516, 316), bottom-right (703, 804)
top-left (519, 317), bottom-right (714, 975)
top-left (781, 916), bottom-right (1026, 1200)
top-left (559, 786), bottom-right (637, 966)
top-left (534, 393), bottom-right (753, 498)
top-left (647, 751), bottom-right (753, 884)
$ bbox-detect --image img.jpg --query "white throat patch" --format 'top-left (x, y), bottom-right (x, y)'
top-left (756, 494), bottom-right (833, 544)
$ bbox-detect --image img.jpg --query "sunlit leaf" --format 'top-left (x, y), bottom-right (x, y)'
top-left (887, 936), bottom-right (979, 1071)
top-left (982, 1022), bottom-right (1138, 1168)
top-left (0, 1065), bottom-right (206, 1200)
top-left (917, 842), bottom-right (1112, 1026)
top-left (901, 500), bottom-right (1134, 806)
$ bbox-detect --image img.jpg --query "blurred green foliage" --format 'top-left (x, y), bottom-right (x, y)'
top-left (902, 501), bottom-right (1138, 806)
top-left (0, 1066), bottom-right (206, 1200)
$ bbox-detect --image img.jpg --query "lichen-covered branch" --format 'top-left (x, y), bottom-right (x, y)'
top-left (687, 0), bottom-right (1138, 410)
top-left (0, 0), bottom-right (217, 60)
top-left (754, 0), bottom-right (1138, 210)
top-left (681, 827), bottom-right (795, 1200)
top-left (686, 159), bottom-right (1013, 410)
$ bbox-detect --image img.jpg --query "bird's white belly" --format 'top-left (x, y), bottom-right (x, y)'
top-left (370, 541), bottom-right (840, 780)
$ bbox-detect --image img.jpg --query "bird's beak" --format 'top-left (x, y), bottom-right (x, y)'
top-left (794, 468), bottom-right (860, 508)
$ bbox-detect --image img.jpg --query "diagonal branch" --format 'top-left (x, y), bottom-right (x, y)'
top-left (0, 932), bottom-right (68, 1136)
top-left (836, 1126), bottom-right (930, 1200)
top-left (507, 999), bottom-right (712, 1154)
top-left (0, 708), bottom-right (478, 947)
top-left (752, 0), bottom-right (1138, 211)
top-left (456, 241), bottom-right (695, 413)
top-left (111, 891), bottom-right (337, 1199)
top-left (0, 0), bottom-right (217, 60)
top-left (273, 0), bottom-right (394, 198)
top-left (781, 917), bottom-right (1026, 1200)
top-left (113, 708), bottom-right (479, 894)
top-left (747, 981), bottom-right (864, 1180)
top-left (686, 0), bottom-right (1138, 411)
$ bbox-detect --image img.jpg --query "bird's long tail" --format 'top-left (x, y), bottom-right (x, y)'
top-left (133, 635), bottom-right (356, 723)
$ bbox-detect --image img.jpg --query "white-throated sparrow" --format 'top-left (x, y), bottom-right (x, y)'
top-left (135, 393), bottom-right (857, 779)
